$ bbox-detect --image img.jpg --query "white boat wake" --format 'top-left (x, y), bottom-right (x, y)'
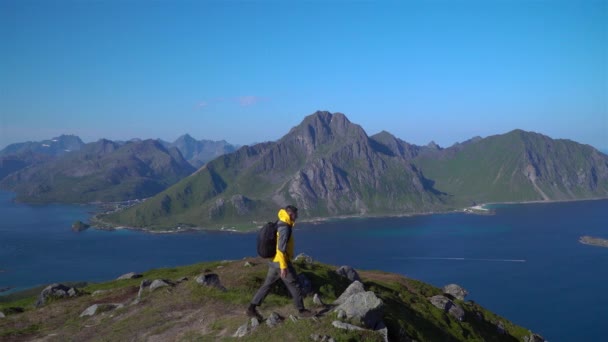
top-left (396, 257), bottom-right (526, 263)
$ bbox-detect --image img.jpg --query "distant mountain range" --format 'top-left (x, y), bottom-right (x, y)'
top-left (0, 139), bottom-right (196, 203)
top-left (99, 111), bottom-right (608, 230)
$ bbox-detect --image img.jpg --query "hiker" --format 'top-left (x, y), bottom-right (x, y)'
top-left (247, 205), bottom-right (314, 319)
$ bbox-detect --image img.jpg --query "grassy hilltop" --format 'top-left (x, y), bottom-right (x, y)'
top-left (0, 258), bottom-right (537, 342)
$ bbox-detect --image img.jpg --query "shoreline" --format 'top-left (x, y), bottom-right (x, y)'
top-left (87, 196), bottom-right (608, 234)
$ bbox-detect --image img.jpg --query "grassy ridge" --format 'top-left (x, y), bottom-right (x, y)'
top-left (0, 259), bottom-right (533, 341)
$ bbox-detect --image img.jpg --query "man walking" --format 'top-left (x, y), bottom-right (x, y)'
top-left (247, 205), bottom-right (314, 319)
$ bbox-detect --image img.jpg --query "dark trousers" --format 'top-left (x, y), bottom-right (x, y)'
top-left (251, 263), bottom-right (304, 311)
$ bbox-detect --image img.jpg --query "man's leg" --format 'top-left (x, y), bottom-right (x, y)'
top-left (251, 266), bottom-right (280, 306)
top-left (281, 264), bottom-right (305, 311)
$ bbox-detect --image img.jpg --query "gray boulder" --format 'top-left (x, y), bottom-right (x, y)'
top-left (294, 253), bottom-right (313, 264)
top-left (334, 280), bottom-right (365, 305)
top-left (331, 320), bottom-right (366, 331)
top-left (336, 266), bottom-right (361, 283)
top-left (442, 284), bottom-right (468, 300)
top-left (266, 312), bottom-right (282, 328)
top-left (233, 323), bottom-right (249, 338)
top-left (36, 283), bottom-right (78, 307)
top-left (313, 293), bottom-right (325, 306)
top-left (137, 279), bottom-right (152, 300)
top-left (497, 321), bottom-right (506, 334)
top-left (196, 273), bottom-right (226, 291)
top-left (244, 261), bottom-right (253, 267)
top-left (117, 272), bottom-right (142, 280)
top-left (149, 279), bottom-right (173, 292)
top-left (336, 309), bottom-right (347, 320)
top-left (0, 311), bottom-right (4, 318)
top-left (335, 291), bottom-right (384, 329)
top-left (92, 290), bottom-right (109, 296)
top-left (429, 295), bottom-right (465, 321)
top-left (80, 303), bottom-right (123, 317)
top-left (176, 276), bottom-right (189, 283)
top-left (250, 317), bottom-right (260, 328)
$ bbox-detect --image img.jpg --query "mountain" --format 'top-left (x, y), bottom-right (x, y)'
top-left (0, 139), bottom-right (196, 203)
top-left (164, 134), bottom-right (237, 168)
top-left (102, 111), bottom-right (446, 229)
top-left (0, 135), bottom-right (86, 181)
top-left (100, 111), bottom-right (608, 231)
top-left (414, 129), bottom-right (608, 205)
top-left (0, 259), bottom-right (542, 341)
top-left (0, 134), bottom-right (85, 157)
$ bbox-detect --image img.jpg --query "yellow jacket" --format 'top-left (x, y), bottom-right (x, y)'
top-left (273, 208), bottom-right (294, 269)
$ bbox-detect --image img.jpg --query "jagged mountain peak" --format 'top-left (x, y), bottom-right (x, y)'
top-left (282, 111), bottom-right (368, 151)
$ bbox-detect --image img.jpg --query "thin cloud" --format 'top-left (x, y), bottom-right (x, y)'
top-left (194, 96), bottom-right (267, 109)
top-left (237, 95), bottom-right (260, 107)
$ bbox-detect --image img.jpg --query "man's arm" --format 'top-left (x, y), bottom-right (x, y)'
top-left (275, 225), bottom-right (291, 270)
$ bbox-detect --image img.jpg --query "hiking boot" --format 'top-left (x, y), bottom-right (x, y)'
top-left (298, 309), bottom-right (316, 318)
top-left (246, 305), bottom-right (263, 320)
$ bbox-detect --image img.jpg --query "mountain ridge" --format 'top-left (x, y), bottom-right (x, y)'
top-left (0, 139), bottom-right (196, 203)
top-left (100, 111), bottom-right (608, 231)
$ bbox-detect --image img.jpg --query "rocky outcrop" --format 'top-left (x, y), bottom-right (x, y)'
top-left (149, 279), bottom-right (174, 292)
top-left (334, 291), bottom-right (384, 329)
top-left (336, 265), bottom-right (361, 283)
top-left (266, 312), bottom-right (283, 328)
top-left (0, 311), bottom-right (5, 318)
top-left (429, 295), bottom-right (465, 321)
top-left (295, 253), bottom-right (313, 264)
top-left (136, 279), bottom-right (152, 301)
top-left (332, 320), bottom-right (366, 331)
top-left (35, 283), bottom-right (79, 307)
top-left (80, 303), bottom-right (124, 317)
top-left (333, 280), bottom-right (365, 305)
top-left (313, 293), bottom-right (325, 306)
top-left (195, 273), bottom-right (226, 291)
top-left (71, 220), bottom-right (90, 232)
top-left (233, 323), bottom-right (249, 338)
top-left (117, 272), bottom-right (143, 280)
top-left (442, 283), bottom-right (468, 300)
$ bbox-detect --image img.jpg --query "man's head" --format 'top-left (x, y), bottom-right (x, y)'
top-left (285, 205), bottom-right (298, 221)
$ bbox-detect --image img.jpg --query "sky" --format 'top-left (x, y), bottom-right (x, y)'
top-left (1, 0), bottom-right (607, 150)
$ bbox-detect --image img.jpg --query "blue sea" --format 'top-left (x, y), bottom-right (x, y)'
top-left (1, 190), bottom-right (607, 341)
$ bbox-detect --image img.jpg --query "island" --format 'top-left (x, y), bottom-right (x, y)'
top-left (71, 220), bottom-right (90, 232)
top-left (579, 236), bottom-right (608, 248)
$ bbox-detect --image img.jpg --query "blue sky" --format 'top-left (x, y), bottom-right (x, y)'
top-left (1, 0), bottom-right (607, 150)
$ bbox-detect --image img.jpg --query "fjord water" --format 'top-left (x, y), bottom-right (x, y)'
top-left (1, 190), bottom-right (607, 340)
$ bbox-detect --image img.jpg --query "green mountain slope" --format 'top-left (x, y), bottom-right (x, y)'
top-left (103, 111), bottom-right (446, 230)
top-left (0, 259), bottom-right (540, 341)
top-left (414, 130), bottom-right (608, 205)
top-left (0, 139), bottom-right (196, 203)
